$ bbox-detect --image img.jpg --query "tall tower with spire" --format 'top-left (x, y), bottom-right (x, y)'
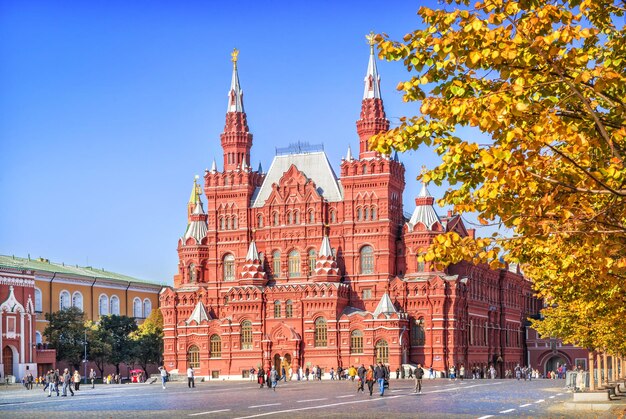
top-left (356, 32), bottom-right (390, 159)
top-left (187, 175), bottom-right (202, 222)
top-left (221, 48), bottom-right (253, 171)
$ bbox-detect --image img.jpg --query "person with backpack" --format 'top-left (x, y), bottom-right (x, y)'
top-left (270, 366), bottom-right (278, 391)
top-left (357, 364), bottom-right (366, 393)
top-left (365, 365), bottom-right (375, 396)
top-left (414, 363), bottom-right (424, 394)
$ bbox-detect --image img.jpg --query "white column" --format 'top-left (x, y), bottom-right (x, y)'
top-left (29, 315), bottom-right (33, 362)
top-left (20, 312), bottom-right (25, 363)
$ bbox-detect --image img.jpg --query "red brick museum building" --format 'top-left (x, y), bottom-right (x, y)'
top-left (160, 43), bottom-right (542, 379)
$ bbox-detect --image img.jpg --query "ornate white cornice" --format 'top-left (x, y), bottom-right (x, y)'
top-left (0, 276), bottom-right (35, 288)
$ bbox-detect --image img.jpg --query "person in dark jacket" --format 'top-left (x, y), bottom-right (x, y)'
top-left (414, 363), bottom-right (424, 393)
top-left (357, 364), bottom-right (366, 392)
top-left (374, 363), bottom-right (386, 396)
top-left (258, 367), bottom-right (266, 389)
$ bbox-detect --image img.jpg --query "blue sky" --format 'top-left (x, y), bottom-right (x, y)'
top-left (1, 0), bottom-right (474, 283)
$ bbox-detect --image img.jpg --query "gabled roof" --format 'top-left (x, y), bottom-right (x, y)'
top-left (373, 293), bottom-right (398, 316)
top-left (407, 183), bottom-right (441, 232)
top-left (251, 151), bottom-right (343, 207)
top-left (187, 301), bottom-right (211, 324)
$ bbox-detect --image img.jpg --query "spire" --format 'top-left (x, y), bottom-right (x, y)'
top-left (363, 32), bottom-right (381, 100)
top-left (314, 235), bottom-right (340, 282)
top-left (187, 176), bottom-right (202, 222)
top-left (257, 161), bottom-right (263, 173)
top-left (241, 159), bottom-right (248, 171)
top-left (221, 49), bottom-right (253, 171)
top-left (373, 293), bottom-right (398, 317)
top-left (227, 48), bottom-right (244, 113)
top-left (210, 158), bottom-right (217, 173)
top-left (187, 301), bottom-right (212, 324)
top-left (240, 240), bottom-right (267, 285)
top-left (345, 145), bottom-right (353, 161)
top-left (407, 171), bottom-right (441, 232)
top-left (183, 195), bottom-right (208, 245)
top-left (356, 32), bottom-right (389, 160)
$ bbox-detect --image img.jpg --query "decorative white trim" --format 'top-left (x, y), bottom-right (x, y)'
top-left (0, 276), bottom-right (35, 287)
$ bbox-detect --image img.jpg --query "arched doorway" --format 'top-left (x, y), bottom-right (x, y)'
top-left (283, 353), bottom-right (292, 378)
top-left (3, 346), bottom-right (14, 377)
top-left (273, 353), bottom-right (281, 377)
top-left (545, 355), bottom-right (567, 376)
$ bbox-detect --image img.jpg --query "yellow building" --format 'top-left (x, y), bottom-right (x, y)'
top-left (0, 255), bottom-right (164, 350)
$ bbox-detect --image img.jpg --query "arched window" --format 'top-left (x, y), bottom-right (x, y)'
top-left (99, 294), bottom-right (109, 316)
top-left (330, 209), bottom-right (336, 223)
top-left (274, 300), bottom-right (281, 318)
top-left (287, 212), bottom-right (292, 225)
top-left (273, 212), bottom-right (279, 226)
top-left (233, 216), bottom-right (238, 229)
top-left (357, 207), bottom-right (362, 221)
top-left (285, 300), bottom-right (293, 318)
top-left (34, 288), bottom-right (42, 312)
top-left (226, 217), bottom-right (232, 230)
top-left (288, 250), bottom-right (300, 277)
top-left (143, 299), bottom-right (152, 318)
top-left (240, 320), bottom-right (253, 350)
top-left (308, 211), bottom-right (314, 223)
top-left (72, 291), bottom-right (83, 311)
top-left (294, 210), bottom-right (300, 224)
top-left (364, 207), bottom-right (369, 220)
top-left (375, 339), bottom-right (389, 364)
top-left (411, 317), bottom-right (425, 346)
top-left (59, 290), bottom-right (71, 310)
top-left (350, 330), bottom-right (363, 354)
top-left (257, 214), bottom-right (263, 228)
top-left (110, 295), bottom-right (120, 315)
top-left (189, 263), bottom-right (196, 283)
top-left (223, 254), bottom-right (235, 281)
top-left (272, 251), bottom-right (281, 278)
top-left (210, 334), bottom-right (221, 358)
top-left (188, 345), bottom-right (200, 369)
top-left (133, 297), bottom-right (142, 318)
top-left (35, 331), bottom-right (43, 345)
top-left (363, 165), bottom-right (368, 174)
top-left (308, 249), bottom-right (317, 273)
top-left (360, 245), bottom-right (374, 274)
top-left (219, 217), bottom-right (224, 230)
top-left (417, 253), bottom-right (426, 272)
top-left (314, 317), bottom-right (327, 347)
top-left (371, 206), bottom-right (377, 220)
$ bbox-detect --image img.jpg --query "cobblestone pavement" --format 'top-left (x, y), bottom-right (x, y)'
top-left (0, 378), bottom-right (622, 418)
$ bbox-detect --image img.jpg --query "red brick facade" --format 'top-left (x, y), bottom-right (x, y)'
top-left (160, 46), bottom-right (542, 379)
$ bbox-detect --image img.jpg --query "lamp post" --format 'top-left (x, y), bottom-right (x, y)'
top-left (83, 329), bottom-right (88, 384)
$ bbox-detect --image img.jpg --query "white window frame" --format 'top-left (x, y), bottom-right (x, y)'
top-left (99, 294), bottom-right (109, 316)
top-left (59, 290), bottom-right (71, 310)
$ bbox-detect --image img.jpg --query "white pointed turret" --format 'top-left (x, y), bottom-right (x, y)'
top-left (210, 158), bottom-right (217, 173)
top-left (407, 179), bottom-right (441, 232)
top-left (240, 240), bottom-right (267, 285)
top-left (227, 48), bottom-right (244, 113)
top-left (319, 235), bottom-right (333, 257)
top-left (363, 32), bottom-right (381, 100)
top-left (242, 159), bottom-right (248, 171)
top-left (187, 301), bottom-right (211, 324)
top-left (345, 145), bottom-right (353, 161)
top-left (314, 235), bottom-right (340, 282)
top-left (245, 240), bottom-right (260, 262)
top-left (183, 199), bottom-right (208, 244)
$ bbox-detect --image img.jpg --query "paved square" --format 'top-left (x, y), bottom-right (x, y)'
top-left (0, 378), bottom-right (616, 418)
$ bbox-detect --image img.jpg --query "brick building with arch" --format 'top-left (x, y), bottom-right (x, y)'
top-left (160, 42), bottom-right (544, 379)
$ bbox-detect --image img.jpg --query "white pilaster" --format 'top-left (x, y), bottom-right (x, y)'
top-left (20, 312), bottom-right (25, 363)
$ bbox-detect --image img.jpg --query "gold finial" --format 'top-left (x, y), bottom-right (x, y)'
top-left (231, 48), bottom-right (239, 65)
top-left (365, 31), bottom-right (376, 47)
top-left (420, 165), bottom-right (428, 176)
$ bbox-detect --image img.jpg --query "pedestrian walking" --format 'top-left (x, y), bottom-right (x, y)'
top-left (459, 366), bottom-right (465, 380)
top-left (305, 366), bottom-right (310, 381)
top-left (46, 370), bottom-right (56, 397)
top-left (374, 363), bottom-right (386, 397)
top-left (89, 368), bottom-right (97, 389)
top-left (73, 370), bottom-right (81, 390)
top-left (158, 366), bottom-right (168, 389)
top-left (365, 365), bottom-right (375, 396)
top-left (257, 367), bottom-right (266, 388)
top-left (281, 365), bottom-right (286, 382)
top-left (414, 363), bottom-right (424, 394)
top-left (357, 364), bottom-right (366, 393)
top-left (61, 368), bottom-right (74, 397)
top-left (249, 367), bottom-right (256, 381)
top-left (187, 366), bottom-right (195, 388)
top-left (270, 366), bottom-right (278, 391)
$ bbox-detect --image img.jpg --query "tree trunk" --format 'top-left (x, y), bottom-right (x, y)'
top-left (603, 352), bottom-right (608, 386)
top-left (589, 350), bottom-right (596, 391)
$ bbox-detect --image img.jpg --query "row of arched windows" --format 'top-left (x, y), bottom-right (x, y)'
top-left (221, 245), bottom-right (375, 280)
top-left (44, 288), bottom-right (152, 319)
top-left (273, 300), bottom-right (293, 318)
top-left (356, 206), bottom-right (378, 221)
top-left (218, 216), bottom-right (238, 231)
top-left (255, 208), bottom-right (340, 228)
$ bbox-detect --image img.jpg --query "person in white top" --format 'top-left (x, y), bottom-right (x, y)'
top-left (187, 366), bottom-right (195, 388)
top-left (158, 366), bottom-right (168, 389)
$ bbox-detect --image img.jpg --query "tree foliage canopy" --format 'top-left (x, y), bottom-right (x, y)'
top-left (371, 0), bottom-right (625, 353)
top-left (131, 309), bottom-right (164, 373)
top-left (44, 306), bottom-right (86, 369)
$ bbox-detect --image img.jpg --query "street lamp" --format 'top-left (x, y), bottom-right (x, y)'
top-left (83, 329), bottom-right (88, 384)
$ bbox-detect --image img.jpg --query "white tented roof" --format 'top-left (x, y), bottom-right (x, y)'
top-left (187, 301), bottom-right (211, 324)
top-left (251, 151), bottom-right (343, 207)
top-left (373, 293), bottom-right (398, 317)
top-left (407, 183), bottom-right (441, 232)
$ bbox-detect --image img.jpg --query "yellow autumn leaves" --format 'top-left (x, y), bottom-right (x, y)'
top-left (372, 0), bottom-right (626, 354)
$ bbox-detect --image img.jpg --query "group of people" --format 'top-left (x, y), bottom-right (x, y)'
top-left (41, 368), bottom-right (83, 397)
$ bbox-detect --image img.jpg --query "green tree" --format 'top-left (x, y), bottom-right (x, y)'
top-left (43, 307), bottom-right (86, 370)
top-left (131, 309), bottom-right (164, 376)
top-left (371, 0), bottom-right (625, 354)
top-left (99, 315), bottom-right (138, 375)
top-left (85, 320), bottom-right (112, 379)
